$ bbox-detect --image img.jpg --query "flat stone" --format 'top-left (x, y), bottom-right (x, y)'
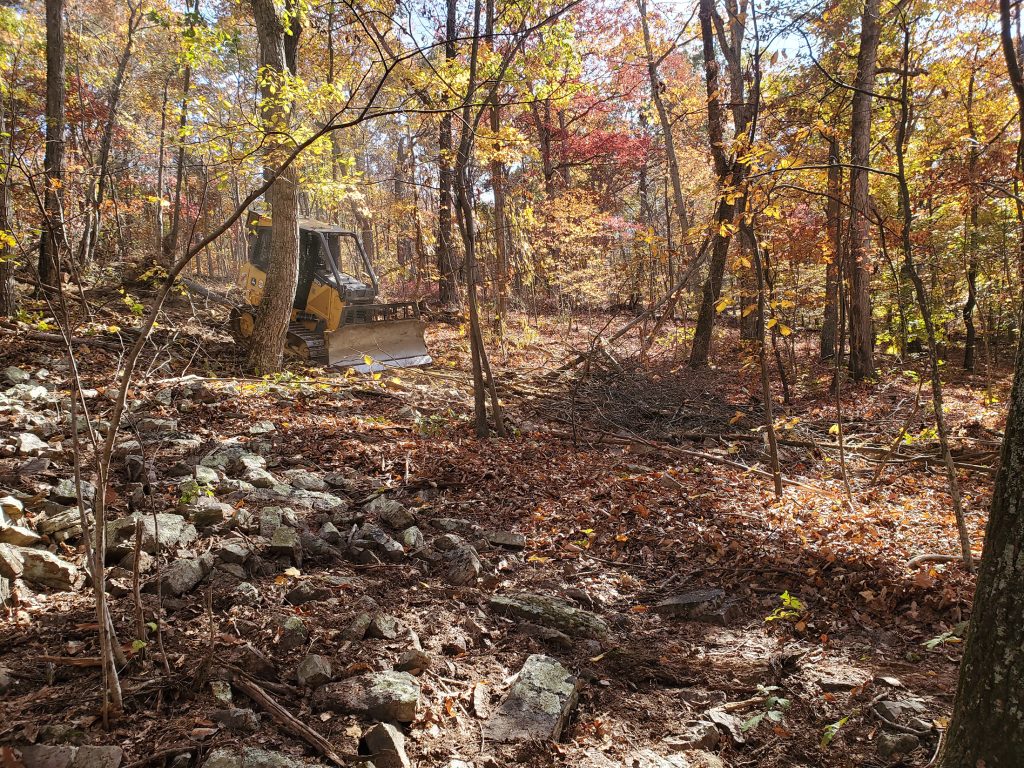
top-left (3, 366), bottom-right (31, 385)
top-left (14, 745), bottom-right (76, 768)
top-left (38, 508), bottom-right (84, 537)
top-left (278, 615), bottom-right (308, 651)
top-left (395, 648), bottom-right (431, 675)
top-left (368, 613), bottom-right (401, 640)
top-left (0, 523), bottom-right (41, 546)
top-left (314, 671), bottom-right (420, 722)
top-left (249, 421), bottom-right (276, 435)
top-left (369, 497), bottom-right (415, 530)
top-left (654, 589), bottom-right (726, 620)
top-left (21, 549), bottom-right (82, 591)
top-left (50, 479), bottom-right (96, 505)
top-left (490, 593), bottom-right (609, 639)
top-left (663, 721), bottom-right (721, 751)
top-left (217, 542), bottom-right (251, 565)
top-left (342, 611), bottom-right (373, 641)
top-left (72, 747), bottom-right (123, 768)
top-left (191, 498), bottom-right (235, 528)
top-left (268, 527), bottom-right (302, 565)
top-left (444, 545), bottom-right (481, 586)
top-left (296, 654), bottom-right (332, 687)
top-left (233, 582), bottom-right (260, 605)
top-left (484, 530), bottom-right (526, 549)
top-left (151, 556), bottom-right (212, 596)
top-left (874, 699), bottom-right (928, 722)
top-left (877, 733), bottom-right (920, 757)
top-left (360, 722), bottom-right (411, 768)
top-left (431, 517), bottom-right (475, 534)
top-left (243, 467), bottom-right (277, 488)
top-left (285, 470), bottom-right (326, 492)
top-left (816, 664), bottom-right (870, 692)
top-left (210, 708), bottom-right (259, 734)
top-left (0, 543), bottom-right (25, 578)
top-left (486, 654), bottom-right (580, 743)
top-left (15, 433), bottom-right (51, 457)
top-left (107, 513), bottom-right (197, 554)
top-left (201, 748), bottom-right (305, 768)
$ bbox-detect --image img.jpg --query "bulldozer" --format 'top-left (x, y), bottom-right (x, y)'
top-left (231, 214), bottom-right (431, 372)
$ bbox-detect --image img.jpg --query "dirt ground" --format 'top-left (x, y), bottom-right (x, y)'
top-left (0, 287), bottom-right (1006, 768)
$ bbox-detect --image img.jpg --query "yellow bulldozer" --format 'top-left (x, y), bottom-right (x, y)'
top-left (231, 215), bottom-right (431, 372)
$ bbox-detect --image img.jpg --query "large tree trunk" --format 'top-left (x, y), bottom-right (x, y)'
top-left (162, 1), bottom-right (196, 267)
top-left (821, 134), bottom-right (842, 360)
top-left (938, 8), bottom-right (1024, 759)
top-left (39, 0), bottom-right (66, 290)
top-left (846, 0), bottom-right (881, 380)
top-left (963, 71), bottom-right (979, 373)
top-left (245, 0), bottom-right (300, 374)
top-left (0, 89), bottom-right (16, 317)
top-left (437, 0), bottom-right (460, 307)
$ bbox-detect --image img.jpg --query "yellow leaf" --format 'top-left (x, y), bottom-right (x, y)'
top-left (730, 411), bottom-right (745, 425)
top-left (779, 323), bottom-right (793, 336)
top-left (714, 297), bottom-right (730, 313)
top-left (742, 304), bottom-right (757, 318)
top-left (829, 424), bottom-right (840, 435)
top-left (767, 318), bottom-right (778, 329)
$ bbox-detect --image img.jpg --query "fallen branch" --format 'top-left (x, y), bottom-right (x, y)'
top-left (38, 655), bottom-right (103, 667)
top-left (0, 322), bottom-right (125, 350)
top-left (178, 278), bottom-right (238, 309)
top-left (907, 553), bottom-right (964, 568)
top-left (230, 673), bottom-right (344, 766)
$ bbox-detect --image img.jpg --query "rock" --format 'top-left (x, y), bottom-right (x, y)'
top-left (663, 721), bottom-right (721, 751)
top-left (395, 648), bottom-right (431, 675)
top-left (210, 679), bottom-right (233, 706)
top-left (152, 556), bottom-right (211, 596)
top-left (876, 733), bottom-right (920, 757)
top-left (285, 582), bottom-right (330, 605)
top-left (0, 543), bottom-right (24, 579)
top-left (296, 654), bottom-right (333, 687)
top-left (681, 752), bottom-right (725, 768)
top-left (284, 469), bottom-right (326, 492)
top-left (211, 708), bottom-right (260, 734)
top-left (445, 545), bottom-right (481, 586)
top-left (351, 523), bottom-right (404, 563)
top-left (21, 549), bottom-right (82, 591)
top-left (243, 467), bottom-right (277, 488)
top-left (483, 530), bottom-right (526, 549)
top-left (515, 622), bottom-right (572, 650)
top-left (874, 699), bottom-right (927, 722)
top-left (217, 542), bottom-right (251, 565)
top-left (368, 613), bottom-right (401, 640)
top-left (398, 525), bottom-right (425, 551)
top-left (0, 664), bottom-right (13, 693)
top-left (3, 366), bottom-right (31, 386)
top-left (190, 498), bottom-right (235, 528)
top-left (486, 654), bottom-right (579, 743)
top-left (0, 495), bottom-right (25, 519)
top-left (315, 671), bottom-right (421, 722)
top-left (278, 616), bottom-right (308, 651)
top-left (268, 527), bottom-right (302, 565)
top-left (0, 523), bottom-right (41, 546)
top-left (319, 521), bottom-right (342, 544)
top-left (489, 593), bottom-right (609, 639)
top-left (434, 533), bottom-right (464, 552)
top-left (369, 497), bottom-right (415, 530)
top-left (233, 582), bottom-right (261, 606)
top-left (360, 722), bottom-right (411, 768)
top-left (50, 479), bottom-right (96, 506)
top-left (627, 749), bottom-right (691, 768)
top-left (654, 589), bottom-right (727, 620)
top-left (431, 517), bottom-right (474, 534)
top-left (249, 421), bottom-right (276, 435)
top-left (12, 746), bottom-right (122, 768)
top-left (706, 708), bottom-right (746, 745)
top-left (816, 664), bottom-right (870, 692)
top-left (342, 612), bottom-right (373, 641)
top-left (38, 509), bottom-right (84, 539)
top-left (15, 433), bottom-right (52, 457)
top-left (107, 513), bottom-right (197, 554)
top-left (202, 748), bottom-right (306, 768)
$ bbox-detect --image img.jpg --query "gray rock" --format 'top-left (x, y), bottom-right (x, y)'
top-left (243, 467), bottom-right (277, 488)
top-left (369, 497), bottom-right (415, 530)
top-left (155, 556), bottom-right (212, 596)
top-left (259, 507), bottom-right (284, 537)
top-left (395, 648), bottom-right (431, 675)
top-left (816, 664), bottom-right (870, 692)
top-left (431, 517), bottom-right (475, 534)
top-left (50, 479), bottom-right (96, 506)
top-left (368, 613), bottom-right (401, 640)
top-left (434, 534), bottom-right (464, 552)
top-left (15, 745), bottom-right (76, 768)
top-left (233, 582), bottom-right (261, 606)
top-left (218, 542), bottom-right (251, 565)
top-left (285, 469), bottom-right (326, 492)
top-left (15, 433), bottom-right (51, 457)
top-left (663, 721), bottom-right (721, 751)
top-left (0, 494), bottom-right (25, 519)
top-left (191, 498), bottom-right (235, 528)
top-left (877, 733), bottom-right (920, 757)
top-left (399, 525), bottom-right (425, 551)
top-left (874, 699), bottom-right (928, 722)
top-left (0, 543), bottom-right (25, 579)
top-left (3, 366), bottom-right (31, 386)
top-left (319, 521), bottom-right (342, 544)
top-left (296, 653), bottom-right (332, 687)
top-left (484, 530), bottom-right (526, 549)
top-left (137, 417), bottom-right (178, 435)
top-left (0, 664), bottom-right (13, 693)
top-left (73, 747), bottom-right (122, 768)
top-left (351, 523), bottom-right (404, 563)
top-left (21, 549), bottom-right (82, 591)
top-left (249, 421), bottom-right (276, 435)
top-left (490, 593), bottom-right (609, 639)
top-left (315, 670), bottom-right (421, 722)
top-left (211, 708), bottom-right (260, 734)
top-left (202, 748), bottom-right (305, 768)
top-left (268, 527), bottom-right (301, 565)
top-left (107, 513), bottom-right (197, 554)
top-left (486, 654), bottom-right (580, 742)
top-left (278, 616), bottom-right (308, 651)
top-left (654, 589), bottom-right (726, 620)
top-left (0, 523), bottom-right (41, 546)
top-left (444, 545), bottom-right (481, 586)
top-left (342, 611), bottom-right (373, 641)
top-left (360, 722), bottom-right (411, 768)
top-left (38, 508), bottom-right (84, 538)
top-left (285, 582), bottom-right (330, 605)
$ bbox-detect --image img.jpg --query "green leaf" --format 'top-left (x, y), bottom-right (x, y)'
top-left (821, 715), bottom-right (849, 747)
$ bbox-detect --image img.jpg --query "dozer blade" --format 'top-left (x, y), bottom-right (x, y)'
top-left (326, 319), bottom-right (432, 373)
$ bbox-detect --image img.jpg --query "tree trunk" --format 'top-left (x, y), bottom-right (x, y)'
top-left (0, 89), bottom-right (16, 318)
top-left (487, 0), bottom-right (508, 335)
top-left (39, 0), bottom-right (66, 290)
top-left (846, 0), bottom-right (881, 380)
top-left (245, 0), bottom-right (301, 374)
top-left (940, 14), bottom-right (1024, 735)
top-left (437, 0), bottom-right (460, 307)
top-left (820, 134), bottom-right (842, 360)
top-left (963, 70), bottom-right (979, 372)
top-left (162, 1), bottom-right (195, 267)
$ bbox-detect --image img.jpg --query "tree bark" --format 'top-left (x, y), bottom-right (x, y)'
top-left (487, 0), bottom-right (508, 335)
top-left (0, 85), bottom-right (16, 317)
top-left (820, 134), bottom-right (842, 360)
top-left (39, 0), bottom-right (66, 290)
top-left (437, 0), bottom-right (461, 307)
top-left (245, 0), bottom-right (301, 374)
top-left (963, 70), bottom-right (979, 372)
top-left (846, 0), bottom-right (881, 380)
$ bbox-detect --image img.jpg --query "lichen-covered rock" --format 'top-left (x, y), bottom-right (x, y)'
top-left (202, 748), bottom-right (305, 768)
top-left (268, 527), bottom-right (301, 565)
top-left (489, 593), bottom-right (609, 639)
top-left (284, 469), bottom-right (326, 492)
top-left (151, 555), bottom-right (212, 596)
top-left (369, 496), bottom-right (415, 530)
top-left (486, 654), bottom-right (579, 742)
top-left (278, 615), bottom-right (308, 652)
top-left (314, 670), bottom-right (420, 722)
top-left (211, 708), bottom-right (260, 734)
top-left (0, 543), bottom-right (25, 579)
top-left (444, 545), bottom-right (481, 586)
top-left (350, 523), bottom-right (404, 563)
top-left (484, 530), bottom-right (527, 549)
top-left (50, 478), bottom-right (96, 506)
top-left (20, 549), bottom-right (82, 591)
top-left (360, 722), bottom-right (411, 768)
top-left (107, 513), bottom-right (197, 554)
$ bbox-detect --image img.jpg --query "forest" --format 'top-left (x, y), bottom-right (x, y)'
top-left (0, 0), bottom-right (1023, 765)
